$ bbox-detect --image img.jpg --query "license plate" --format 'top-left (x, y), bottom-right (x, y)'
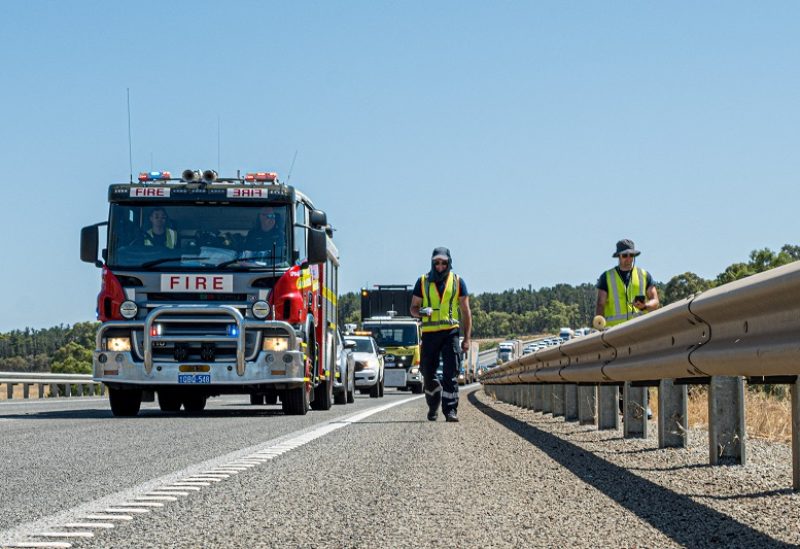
top-left (178, 374), bottom-right (211, 384)
top-left (384, 369), bottom-right (407, 387)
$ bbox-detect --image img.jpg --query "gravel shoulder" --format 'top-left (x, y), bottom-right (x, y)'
top-left (57, 385), bottom-right (800, 548)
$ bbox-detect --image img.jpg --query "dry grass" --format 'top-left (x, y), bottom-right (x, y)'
top-left (648, 387), bottom-right (792, 444)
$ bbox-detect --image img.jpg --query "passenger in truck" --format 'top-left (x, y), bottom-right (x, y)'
top-left (244, 207), bottom-right (285, 259)
top-left (142, 207), bottom-right (177, 249)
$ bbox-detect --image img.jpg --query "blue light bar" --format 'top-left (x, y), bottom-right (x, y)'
top-left (228, 325), bottom-right (239, 337)
top-left (138, 171), bottom-right (172, 182)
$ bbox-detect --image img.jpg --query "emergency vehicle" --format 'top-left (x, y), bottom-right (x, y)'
top-left (360, 285), bottom-right (423, 394)
top-left (80, 169), bottom-right (340, 417)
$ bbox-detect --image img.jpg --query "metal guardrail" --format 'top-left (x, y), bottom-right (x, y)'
top-left (481, 260), bottom-right (800, 490)
top-left (0, 372), bottom-right (104, 400)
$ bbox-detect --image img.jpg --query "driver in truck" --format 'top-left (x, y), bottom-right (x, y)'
top-left (245, 206), bottom-right (285, 258)
top-left (143, 207), bottom-right (177, 249)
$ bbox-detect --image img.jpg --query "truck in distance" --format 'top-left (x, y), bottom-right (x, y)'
top-left (360, 285), bottom-right (423, 394)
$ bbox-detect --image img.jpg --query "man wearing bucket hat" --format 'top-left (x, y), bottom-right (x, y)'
top-left (595, 238), bottom-right (660, 328)
top-left (596, 239), bottom-right (659, 419)
top-left (410, 247), bottom-right (472, 423)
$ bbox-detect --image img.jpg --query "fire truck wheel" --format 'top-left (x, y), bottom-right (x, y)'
top-left (282, 386), bottom-right (309, 415)
top-left (182, 394), bottom-right (207, 413)
top-left (159, 390), bottom-right (183, 412)
top-left (265, 393), bottom-right (278, 405)
top-left (311, 378), bottom-right (333, 411)
top-left (249, 394), bottom-right (265, 405)
top-left (109, 388), bottom-right (142, 417)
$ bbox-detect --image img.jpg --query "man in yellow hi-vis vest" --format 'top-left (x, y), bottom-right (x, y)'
top-left (410, 247), bottom-right (472, 423)
top-left (595, 238), bottom-right (659, 327)
top-left (596, 238), bottom-right (659, 419)
top-left (143, 207), bottom-right (177, 249)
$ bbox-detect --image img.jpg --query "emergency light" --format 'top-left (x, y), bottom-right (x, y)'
top-left (138, 171), bottom-right (172, 182)
top-left (244, 172), bottom-right (278, 183)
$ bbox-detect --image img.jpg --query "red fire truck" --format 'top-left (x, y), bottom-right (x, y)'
top-left (80, 169), bottom-right (340, 417)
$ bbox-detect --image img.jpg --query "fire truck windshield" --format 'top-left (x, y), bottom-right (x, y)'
top-left (107, 203), bottom-right (292, 270)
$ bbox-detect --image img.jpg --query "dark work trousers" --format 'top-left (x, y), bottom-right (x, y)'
top-left (421, 329), bottom-right (461, 415)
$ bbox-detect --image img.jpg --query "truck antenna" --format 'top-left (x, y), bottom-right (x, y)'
top-left (127, 88), bottom-right (134, 183)
top-left (217, 115), bottom-right (221, 173)
top-left (286, 150), bottom-right (298, 183)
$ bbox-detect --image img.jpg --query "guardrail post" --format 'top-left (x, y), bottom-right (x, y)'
top-left (77, 384), bottom-right (84, 397)
top-left (532, 384), bottom-right (543, 411)
top-left (542, 384), bottom-right (553, 414)
top-left (23, 383), bottom-right (30, 399)
top-left (709, 376), bottom-right (746, 465)
top-left (552, 385), bottom-right (564, 417)
top-left (99, 383), bottom-right (105, 396)
top-left (623, 383), bottom-right (648, 438)
top-left (793, 378), bottom-right (800, 491)
top-left (523, 385), bottom-right (533, 409)
top-left (658, 379), bottom-right (688, 448)
top-left (564, 384), bottom-right (578, 421)
top-left (64, 383), bottom-right (72, 398)
top-left (578, 385), bottom-right (596, 425)
top-left (50, 383), bottom-right (58, 397)
top-left (598, 385), bottom-right (619, 430)
top-left (6, 383), bottom-right (13, 399)
top-left (38, 383), bottom-right (45, 398)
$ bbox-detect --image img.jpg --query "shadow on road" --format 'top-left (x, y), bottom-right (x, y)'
top-left (468, 391), bottom-right (794, 548)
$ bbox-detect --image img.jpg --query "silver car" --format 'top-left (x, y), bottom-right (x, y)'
top-left (345, 335), bottom-right (385, 398)
top-left (333, 329), bottom-right (356, 404)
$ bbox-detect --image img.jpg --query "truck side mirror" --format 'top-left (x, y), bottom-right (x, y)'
top-left (307, 227), bottom-right (327, 264)
top-left (80, 225), bottom-right (102, 267)
top-left (309, 209), bottom-right (327, 228)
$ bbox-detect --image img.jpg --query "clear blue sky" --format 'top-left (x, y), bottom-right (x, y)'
top-left (1, 2), bottom-right (798, 332)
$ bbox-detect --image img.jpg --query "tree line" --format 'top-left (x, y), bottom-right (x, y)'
top-left (0, 244), bottom-right (796, 372)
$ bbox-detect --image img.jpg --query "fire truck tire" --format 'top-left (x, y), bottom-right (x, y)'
top-left (282, 386), bottom-right (309, 415)
top-left (159, 390), bottom-right (183, 412)
top-left (250, 394), bottom-right (265, 405)
top-left (109, 388), bottom-right (142, 417)
top-left (182, 394), bottom-right (207, 413)
top-left (265, 393), bottom-right (278, 405)
top-left (312, 378), bottom-right (333, 410)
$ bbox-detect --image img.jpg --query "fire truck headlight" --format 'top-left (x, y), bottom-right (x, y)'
top-left (410, 367), bottom-right (419, 375)
top-left (252, 301), bottom-right (270, 319)
top-left (263, 336), bottom-right (289, 352)
top-left (106, 337), bottom-right (131, 352)
top-left (120, 301), bottom-right (138, 319)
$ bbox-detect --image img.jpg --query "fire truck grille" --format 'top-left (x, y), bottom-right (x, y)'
top-left (143, 317), bottom-right (259, 362)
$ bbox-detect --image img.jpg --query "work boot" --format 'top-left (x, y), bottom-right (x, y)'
top-left (427, 410), bottom-right (438, 421)
top-left (445, 411), bottom-right (459, 423)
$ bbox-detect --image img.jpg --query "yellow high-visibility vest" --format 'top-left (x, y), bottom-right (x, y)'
top-left (603, 267), bottom-right (649, 327)
top-left (144, 228), bottom-right (177, 249)
top-left (420, 272), bottom-right (461, 334)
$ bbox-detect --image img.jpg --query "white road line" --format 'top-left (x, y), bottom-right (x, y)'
top-left (62, 523), bottom-right (114, 529)
top-left (33, 532), bottom-right (93, 538)
top-left (4, 542), bottom-right (73, 548)
top-left (1, 395), bottom-right (423, 547)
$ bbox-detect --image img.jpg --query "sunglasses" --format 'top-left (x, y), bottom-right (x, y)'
top-left (619, 253), bottom-right (634, 258)
top-left (260, 213), bottom-right (277, 219)
top-left (433, 260), bottom-right (448, 266)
